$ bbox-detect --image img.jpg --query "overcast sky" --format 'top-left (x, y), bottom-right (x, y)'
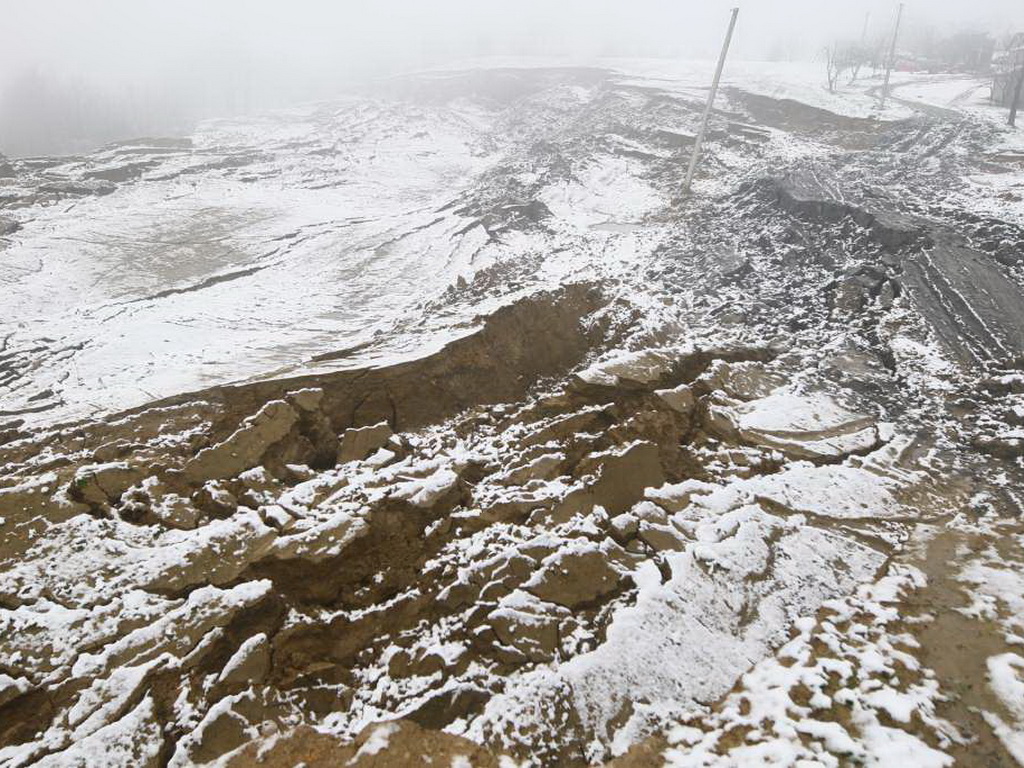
top-left (2, 0), bottom-right (1022, 155)
top-left (4, 0), bottom-right (1022, 76)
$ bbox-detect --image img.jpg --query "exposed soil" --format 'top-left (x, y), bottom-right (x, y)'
top-left (2, 65), bottom-right (1024, 767)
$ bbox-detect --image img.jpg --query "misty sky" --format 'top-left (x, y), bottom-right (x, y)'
top-left (2, 0), bottom-right (1022, 156)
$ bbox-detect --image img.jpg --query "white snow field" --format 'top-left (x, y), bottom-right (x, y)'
top-left (4, 60), bottom-right (1017, 429)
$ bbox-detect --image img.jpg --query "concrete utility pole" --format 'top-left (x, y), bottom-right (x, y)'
top-left (684, 7), bottom-right (739, 194)
top-left (879, 3), bottom-right (904, 111)
top-left (1010, 62), bottom-right (1024, 127)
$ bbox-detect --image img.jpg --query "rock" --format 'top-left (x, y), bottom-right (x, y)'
top-left (181, 703), bottom-right (252, 764)
top-left (225, 721), bottom-right (504, 767)
top-left (0, 675), bottom-right (30, 708)
top-left (549, 441), bottom-right (665, 522)
top-left (387, 648), bottom-right (445, 679)
top-left (120, 477), bottom-right (202, 529)
top-left (695, 360), bottom-right (785, 401)
top-left (337, 421), bottom-right (393, 464)
top-left (632, 500), bottom-right (669, 525)
top-left (832, 266), bottom-right (887, 315)
top-left (705, 390), bottom-right (880, 462)
top-left (259, 504), bottom-right (295, 530)
top-left (637, 523), bottom-right (688, 552)
top-left (981, 373), bottom-right (1024, 396)
top-left (0, 215), bottom-right (19, 236)
top-left (521, 407), bottom-right (613, 447)
top-left (609, 513), bottom-right (640, 544)
top-left (68, 462), bottom-right (145, 508)
top-left (185, 400), bottom-right (299, 482)
top-left (711, 245), bottom-right (752, 280)
top-left (90, 439), bottom-right (136, 463)
top-left (217, 633), bottom-right (271, 688)
top-left (575, 349), bottom-right (674, 388)
top-left (267, 511), bottom-right (368, 562)
top-left (497, 452), bottom-right (564, 485)
top-left (654, 383), bottom-right (696, 415)
top-left (391, 467), bottom-right (460, 508)
top-left (877, 279), bottom-right (897, 308)
top-left (525, 543), bottom-right (627, 608)
top-left (973, 433), bottom-right (1024, 459)
top-left (287, 387), bottom-right (324, 413)
top-left (364, 448), bottom-right (397, 468)
top-left (824, 347), bottom-right (891, 395)
top-left (193, 481), bottom-right (239, 517)
top-left (272, 391), bottom-right (338, 471)
top-left (83, 160), bottom-right (158, 183)
top-left (647, 479), bottom-right (720, 514)
top-left (39, 179), bottom-right (116, 197)
top-left (488, 590), bottom-right (567, 662)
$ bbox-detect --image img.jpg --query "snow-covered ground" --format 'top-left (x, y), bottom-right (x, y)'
top-left (1, 99), bottom-right (504, 423)
top-left (2, 74), bottom-right (685, 427)
top-left (3, 58), bottom-right (1024, 767)
top-left (3, 59), bottom-right (1020, 429)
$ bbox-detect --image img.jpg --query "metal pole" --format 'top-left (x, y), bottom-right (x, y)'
top-left (880, 3), bottom-right (904, 111)
top-left (684, 7), bottom-right (739, 194)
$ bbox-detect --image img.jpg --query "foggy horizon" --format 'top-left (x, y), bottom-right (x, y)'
top-left (2, 0), bottom-right (1022, 156)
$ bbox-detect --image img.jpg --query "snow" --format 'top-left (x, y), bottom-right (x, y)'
top-left (392, 468), bottom-right (460, 508)
top-left (0, 58), bottom-right (950, 429)
top-left (661, 566), bottom-right (954, 767)
top-left (351, 722), bottom-right (400, 761)
top-left (3, 57), bottom-right (1022, 767)
top-left (731, 391), bottom-right (865, 433)
top-left (217, 632), bottom-right (267, 684)
top-left (460, 488), bottom-right (887, 759)
top-left (958, 543), bottom-right (1024, 644)
top-left (1, 98), bottom-right (502, 426)
top-left (605, 59), bottom-right (914, 121)
top-left (68, 657), bottom-right (165, 739)
top-left (984, 655), bottom-right (1024, 768)
top-left (988, 653), bottom-right (1024, 720)
top-left (577, 348), bottom-right (676, 387)
top-left (34, 696), bottom-right (164, 768)
top-left (664, 459), bottom-right (908, 524)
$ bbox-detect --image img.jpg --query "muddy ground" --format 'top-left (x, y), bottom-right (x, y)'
top-left (1, 66), bottom-right (1023, 766)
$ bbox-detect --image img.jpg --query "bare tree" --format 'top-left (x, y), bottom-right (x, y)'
top-left (824, 42), bottom-right (868, 92)
top-left (824, 44), bottom-right (847, 93)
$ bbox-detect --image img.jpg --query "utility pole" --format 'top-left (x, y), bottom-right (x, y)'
top-left (879, 3), bottom-right (904, 111)
top-left (1010, 60), bottom-right (1024, 127)
top-left (861, 12), bottom-right (871, 44)
top-left (684, 7), bottom-right (739, 194)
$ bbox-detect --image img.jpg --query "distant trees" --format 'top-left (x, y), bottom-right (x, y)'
top-left (936, 32), bottom-right (996, 74)
top-left (0, 69), bottom-right (139, 157)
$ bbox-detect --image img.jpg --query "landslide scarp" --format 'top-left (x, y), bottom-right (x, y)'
top-left (0, 274), bottom-right (919, 765)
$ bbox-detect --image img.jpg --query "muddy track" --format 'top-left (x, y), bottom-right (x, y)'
top-left (770, 165), bottom-right (1024, 372)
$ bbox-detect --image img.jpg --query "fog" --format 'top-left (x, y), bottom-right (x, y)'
top-left (2, 0), bottom-right (1021, 156)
